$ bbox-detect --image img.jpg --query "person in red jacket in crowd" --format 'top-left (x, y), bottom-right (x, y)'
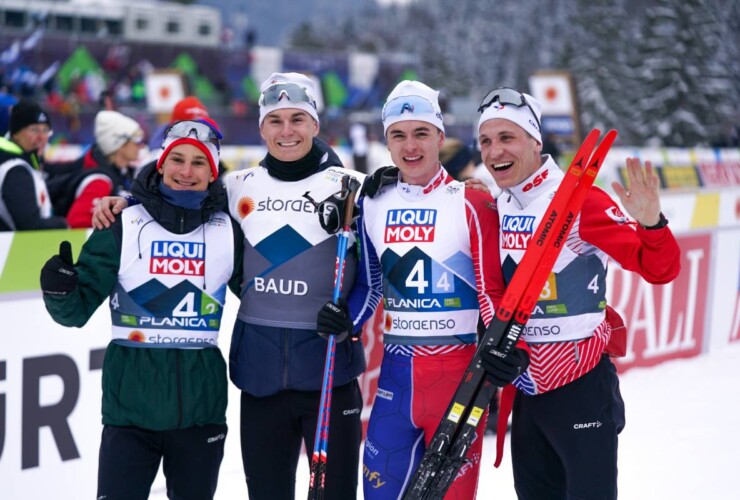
top-left (148, 96), bottom-right (209, 151)
top-left (62, 110), bottom-right (145, 227)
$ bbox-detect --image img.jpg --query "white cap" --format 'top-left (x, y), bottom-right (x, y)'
top-left (95, 110), bottom-right (143, 156)
top-left (478, 92), bottom-right (542, 144)
top-left (258, 72), bottom-right (320, 127)
top-left (382, 80), bottom-right (444, 135)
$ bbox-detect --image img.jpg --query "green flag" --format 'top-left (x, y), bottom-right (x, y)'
top-left (322, 71), bottom-right (348, 108)
top-left (56, 47), bottom-right (103, 93)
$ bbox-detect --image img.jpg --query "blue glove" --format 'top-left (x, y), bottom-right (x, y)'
top-left (480, 347), bottom-right (530, 387)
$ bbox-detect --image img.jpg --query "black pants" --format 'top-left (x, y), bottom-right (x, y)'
top-left (240, 380), bottom-right (363, 500)
top-left (511, 355), bottom-right (626, 500)
top-left (97, 423), bottom-right (227, 500)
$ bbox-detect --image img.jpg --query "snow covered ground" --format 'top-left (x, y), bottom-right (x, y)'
top-left (151, 342), bottom-right (740, 499)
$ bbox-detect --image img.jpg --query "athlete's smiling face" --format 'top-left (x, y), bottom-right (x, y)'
top-left (386, 120), bottom-right (444, 186)
top-left (159, 143), bottom-right (213, 191)
top-left (478, 119), bottom-right (542, 190)
top-left (260, 108), bottom-right (319, 162)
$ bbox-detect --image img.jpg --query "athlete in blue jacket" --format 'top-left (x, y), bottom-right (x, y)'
top-left (223, 72), bottom-right (381, 500)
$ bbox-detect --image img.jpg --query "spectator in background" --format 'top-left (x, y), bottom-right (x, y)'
top-left (349, 122), bottom-right (369, 174)
top-left (58, 110), bottom-right (145, 228)
top-left (0, 98), bottom-right (67, 231)
top-left (540, 132), bottom-right (561, 161)
top-left (0, 91), bottom-right (18, 136)
top-left (439, 137), bottom-right (476, 180)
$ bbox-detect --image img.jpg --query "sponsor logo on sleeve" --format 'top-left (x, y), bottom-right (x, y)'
top-left (605, 206), bottom-right (629, 224)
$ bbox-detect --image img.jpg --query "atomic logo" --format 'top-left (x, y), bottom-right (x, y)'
top-left (238, 197), bottom-right (255, 219)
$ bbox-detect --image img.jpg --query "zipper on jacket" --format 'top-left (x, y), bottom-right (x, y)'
top-left (282, 329), bottom-right (289, 390)
top-left (176, 350), bottom-right (183, 428)
top-left (574, 341), bottom-right (580, 364)
top-left (345, 339), bottom-right (352, 364)
top-left (179, 211), bottom-right (185, 233)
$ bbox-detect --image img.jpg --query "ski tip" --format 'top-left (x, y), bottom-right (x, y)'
top-left (600, 129), bottom-right (618, 145)
top-left (570, 129), bottom-right (601, 170)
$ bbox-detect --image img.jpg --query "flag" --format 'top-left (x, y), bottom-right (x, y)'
top-left (21, 28), bottom-right (44, 52)
top-left (528, 72), bottom-right (575, 115)
top-left (0, 40), bottom-right (20, 66)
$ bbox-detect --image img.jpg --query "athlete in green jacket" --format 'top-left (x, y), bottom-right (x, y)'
top-left (40, 119), bottom-right (243, 500)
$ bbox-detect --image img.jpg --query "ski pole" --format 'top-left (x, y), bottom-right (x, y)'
top-left (308, 174), bottom-right (361, 500)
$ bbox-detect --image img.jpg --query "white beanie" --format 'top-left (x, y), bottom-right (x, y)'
top-left (95, 110), bottom-right (143, 156)
top-left (258, 72), bottom-right (320, 127)
top-left (478, 92), bottom-right (542, 144)
top-left (382, 80), bottom-right (444, 135)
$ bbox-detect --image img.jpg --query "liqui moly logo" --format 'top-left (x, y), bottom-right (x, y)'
top-left (384, 209), bottom-right (437, 243)
top-left (150, 241), bottom-right (205, 276)
top-left (501, 215), bottom-right (536, 250)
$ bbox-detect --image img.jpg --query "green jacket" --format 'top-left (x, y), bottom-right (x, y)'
top-left (43, 163), bottom-right (244, 430)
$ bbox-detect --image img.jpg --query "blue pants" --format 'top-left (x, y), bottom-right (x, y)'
top-left (363, 346), bottom-right (484, 500)
top-left (511, 355), bottom-right (626, 500)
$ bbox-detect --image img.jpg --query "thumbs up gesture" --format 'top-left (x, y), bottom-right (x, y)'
top-left (40, 241), bottom-right (79, 296)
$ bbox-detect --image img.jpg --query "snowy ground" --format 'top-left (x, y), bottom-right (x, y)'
top-left (151, 342), bottom-right (740, 499)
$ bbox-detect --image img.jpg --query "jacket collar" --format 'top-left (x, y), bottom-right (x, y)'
top-left (131, 161), bottom-right (227, 234)
top-left (501, 155), bottom-right (561, 209)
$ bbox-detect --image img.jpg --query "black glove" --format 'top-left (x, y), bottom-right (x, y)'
top-left (480, 347), bottom-right (530, 387)
top-left (316, 193), bottom-right (360, 235)
top-left (362, 166), bottom-right (399, 198)
top-left (316, 298), bottom-right (353, 343)
top-left (304, 177), bottom-right (362, 235)
top-left (40, 241), bottom-right (78, 296)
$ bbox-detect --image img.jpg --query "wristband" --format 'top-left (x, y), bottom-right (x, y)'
top-left (642, 212), bottom-right (668, 230)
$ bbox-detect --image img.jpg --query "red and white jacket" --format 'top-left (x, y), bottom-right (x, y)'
top-left (498, 156), bottom-right (681, 395)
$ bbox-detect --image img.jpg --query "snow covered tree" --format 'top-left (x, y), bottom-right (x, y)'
top-left (632, 0), bottom-right (739, 146)
top-left (560, 0), bottom-right (642, 143)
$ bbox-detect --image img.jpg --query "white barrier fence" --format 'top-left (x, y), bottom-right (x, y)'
top-left (1, 145), bottom-right (739, 497)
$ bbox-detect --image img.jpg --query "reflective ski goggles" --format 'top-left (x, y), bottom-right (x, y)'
top-left (477, 87), bottom-right (541, 131)
top-left (165, 120), bottom-right (222, 151)
top-left (259, 83), bottom-right (317, 110)
top-left (381, 95), bottom-right (440, 122)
